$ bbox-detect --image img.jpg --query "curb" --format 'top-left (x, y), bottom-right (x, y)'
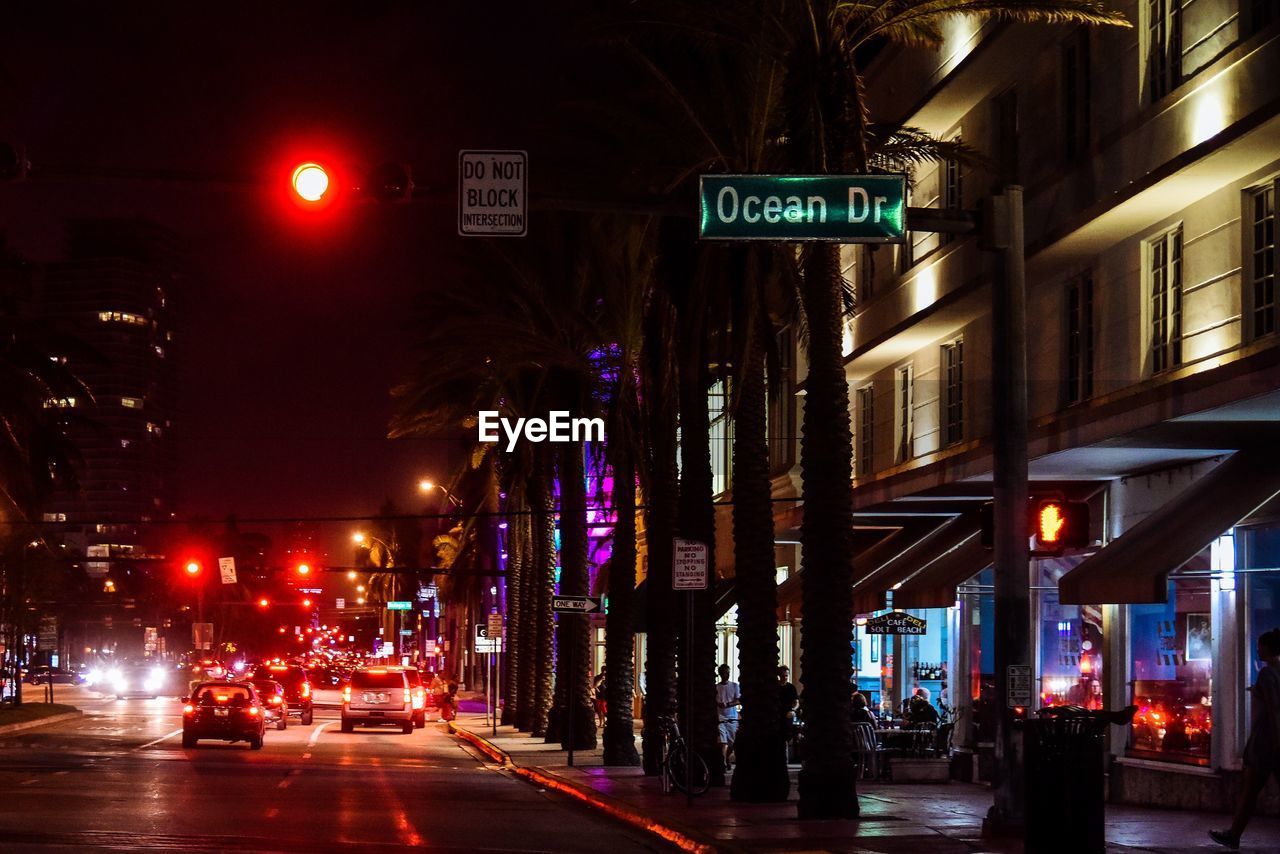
top-left (449, 721), bottom-right (719, 854)
top-left (0, 709), bottom-right (83, 736)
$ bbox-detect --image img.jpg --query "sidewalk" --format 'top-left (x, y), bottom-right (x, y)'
top-left (450, 713), bottom-right (1280, 853)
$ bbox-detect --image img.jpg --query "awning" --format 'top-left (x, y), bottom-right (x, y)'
top-left (851, 513), bottom-right (981, 613)
top-left (891, 528), bottom-right (991, 610)
top-left (1059, 449), bottom-right (1280, 604)
top-left (776, 526), bottom-right (907, 620)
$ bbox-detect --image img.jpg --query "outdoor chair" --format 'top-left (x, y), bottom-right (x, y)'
top-left (851, 721), bottom-right (886, 779)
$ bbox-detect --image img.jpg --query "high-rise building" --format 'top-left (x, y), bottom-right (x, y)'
top-left (38, 219), bottom-right (180, 576)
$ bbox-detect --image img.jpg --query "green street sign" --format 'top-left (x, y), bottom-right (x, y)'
top-left (386, 601), bottom-right (412, 611)
top-left (699, 174), bottom-right (907, 242)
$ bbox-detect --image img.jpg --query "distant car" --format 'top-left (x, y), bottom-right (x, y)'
top-left (186, 658), bottom-right (227, 680)
top-left (250, 664), bottom-right (313, 725)
top-left (182, 682), bottom-right (265, 749)
top-left (109, 664), bottom-right (169, 699)
top-left (341, 667), bottom-right (415, 734)
top-left (247, 679), bottom-right (288, 730)
top-left (24, 665), bottom-right (82, 685)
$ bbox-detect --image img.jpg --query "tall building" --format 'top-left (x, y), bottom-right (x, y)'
top-left (37, 219), bottom-right (180, 646)
top-left (702, 7), bottom-right (1280, 812)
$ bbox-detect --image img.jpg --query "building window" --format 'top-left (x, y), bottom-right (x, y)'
top-left (1250, 183), bottom-right (1277, 338)
top-left (1245, 0), bottom-right (1278, 36)
top-left (1063, 32), bottom-right (1091, 161)
top-left (1037, 560), bottom-right (1104, 710)
top-left (1128, 573), bottom-right (1213, 766)
top-left (1066, 272), bottom-right (1095, 404)
top-left (941, 339), bottom-right (964, 445)
top-left (708, 377), bottom-right (732, 496)
top-left (767, 327), bottom-right (796, 473)
top-left (895, 365), bottom-right (914, 463)
top-left (1147, 0), bottom-right (1181, 100)
top-left (857, 385), bottom-right (875, 476)
top-left (43, 397), bottom-right (76, 409)
top-left (121, 397), bottom-right (143, 409)
top-left (41, 512), bottom-right (67, 523)
top-left (98, 310), bottom-right (147, 326)
top-left (1149, 227), bottom-right (1183, 373)
top-left (940, 141), bottom-right (963, 247)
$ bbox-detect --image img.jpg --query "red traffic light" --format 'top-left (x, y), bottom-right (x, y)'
top-left (258, 597), bottom-right (270, 609)
top-left (295, 561), bottom-right (313, 577)
top-left (184, 560), bottom-right (202, 577)
top-left (291, 162), bottom-right (330, 203)
top-left (302, 598), bottom-right (313, 608)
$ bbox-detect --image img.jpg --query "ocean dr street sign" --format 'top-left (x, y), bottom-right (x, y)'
top-left (459, 149), bottom-right (527, 237)
top-left (699, 174), bottom-right (907, 242)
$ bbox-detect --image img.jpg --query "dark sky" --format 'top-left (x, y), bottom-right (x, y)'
top-left (1, 2), bottom-right (572, 557)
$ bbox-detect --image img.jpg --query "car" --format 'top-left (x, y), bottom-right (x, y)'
top-left (248, 679), bottom-right (289, 730)
top-left (250, 664), bottom-right (313, 725)
top-left (109, 664), bottom-right (169, 699)
top-left (182, 682), bottom-right (266, 749)
top-left (341, 667), bottom-right (415, 734)
top-left (400, 667), bottom-right (429, 728)
top-left (23, 665), bottom-right (83, 685)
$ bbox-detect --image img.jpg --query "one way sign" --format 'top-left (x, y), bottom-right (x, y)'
top-left (552, 596), bottom-right (602, 614)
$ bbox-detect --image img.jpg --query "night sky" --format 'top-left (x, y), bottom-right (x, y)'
top-left (2, 3), bottom-right (571, 556)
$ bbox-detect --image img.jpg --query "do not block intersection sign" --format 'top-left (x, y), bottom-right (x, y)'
top-left (459, 150), bottom-right (527, 237)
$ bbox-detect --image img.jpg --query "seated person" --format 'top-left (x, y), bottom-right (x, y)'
top-left (904, 693), bottom-right (939, 726)
top-left (850, 691), bottom-right (877, 727)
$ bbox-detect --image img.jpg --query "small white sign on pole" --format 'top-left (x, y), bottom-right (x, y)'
top-left (1007, 664), bottom-right (1033, 708)
top-left (458, 150), bottom-right (528, 237)
top-left (218, 557), bottom-right (237, 585)
top-left (672, 538), bottom-right (709, 590)
top-left (335, 597), bottom-right (345, 610)
top-left (487, 613), bottom-right (504, 639)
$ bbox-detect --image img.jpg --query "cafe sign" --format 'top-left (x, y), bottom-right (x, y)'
top-left (699, 174), bottom-right (907, 242)
top-left (864, 612), bottom-right (927, 635)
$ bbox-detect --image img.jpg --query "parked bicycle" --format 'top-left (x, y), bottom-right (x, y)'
top-left (659, 715), bottom-right (710, 796)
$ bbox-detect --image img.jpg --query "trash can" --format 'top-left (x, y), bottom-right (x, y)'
top-left (1019, 705), bottom-right (1136, 854)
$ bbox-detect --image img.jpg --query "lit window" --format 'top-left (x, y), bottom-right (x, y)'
top-left (121, 397), bottom-right (142, 409)
top-left (99, 311), bottom-right (113, 322)
top-left (154, 345), bottom-right (165, 358)
top-left (42, 512), bottom-right (67, 522)
top-left (707, 378), bottom-right (732, 496)
top-left (120, 439), bottom-right (131, 449)
top-left (43, 397), bottom-right (76, 409)
top-left (1149, 227), bottom-right (1183, 373)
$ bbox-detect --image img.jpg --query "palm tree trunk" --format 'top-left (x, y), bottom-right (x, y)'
top-left (516, 510), bottom-right (539, 732)
top-left (642, 294), bottom-right (680, 775)
top-left (501, 498), bottom-right (524, 727)
top-left (796, 243), bottom-right (859, 819)
top-left (676, 330), bottom-right (723, 787)
top-left (558, 440), bottom-right (597, 750)
top-left (603, 450), bottom-right (641, 765)
top-left (729, 318), bottom-right (790, 802)
top-left (530, 456), bottom-right (557, 738)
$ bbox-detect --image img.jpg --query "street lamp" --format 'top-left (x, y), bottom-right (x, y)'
top-left (419, 479), bottom-right (462, 508)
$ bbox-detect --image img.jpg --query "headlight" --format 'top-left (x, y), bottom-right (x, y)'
top-left (86, 669), bottom-right (102, 686)
top-left (113, 677), bottom-right (128, 693)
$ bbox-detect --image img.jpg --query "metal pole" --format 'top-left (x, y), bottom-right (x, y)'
top-left (567, 617), bottom-right (575, 768)
top-left (493, 643), bottom-right (500, 737)
top-left (986, 185), bottom-right (1030, 833)
top-left (686, 589), bottom-right (693, 807)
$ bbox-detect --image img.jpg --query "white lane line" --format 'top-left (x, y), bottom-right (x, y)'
top-left (307, 721), bottom-right (333, 747)
top-left (277, 778), bottom-right (292, 789)
top-left (135, 728), bottom-right (183, 751)
top-left (302, 752), bottom-right (311, 760)
top-left (53, 770), bottom-right (69, 776)
top-left (20, 779), bottom-right (37, 786)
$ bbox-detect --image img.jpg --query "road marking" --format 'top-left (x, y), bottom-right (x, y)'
top-left (289, 768), bottom-right (302, 776)
top-left (53, 770), bottom-right (69, 776)
top-left (266, 808), bottom-right (280, 819)
top-left (307, 721), bottom-right (333, 747)
top-left (20, 779), bottom-right (36, 786)
top-left (302, 752), bottom-right (312, 760)
top-left (135, 728), bottom-right (183, 751)
top-left (277, 778), bottom-right (291, 789)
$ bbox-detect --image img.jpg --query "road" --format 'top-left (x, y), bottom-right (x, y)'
top-left (0, 687), bottom-right (668, 853)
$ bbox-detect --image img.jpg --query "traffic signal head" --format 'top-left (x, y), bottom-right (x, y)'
top-left (258, 597), bottom-right (270, 609)
top-left (184, 560), bottom-right (202, 577)
top-left (296, 562), bottom-right (312, 577)
top-left (291, 162), bottom-right (330, 203)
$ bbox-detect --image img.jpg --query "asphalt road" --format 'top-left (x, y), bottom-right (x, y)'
top-left (0, 687), bottom-right (668, 853)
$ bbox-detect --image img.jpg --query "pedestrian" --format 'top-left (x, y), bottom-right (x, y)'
top-left (850, 691), bottom-right (877, 727)
top-left (715, 663), bottom-right (741, 771)
top-left (592, 667), bottom-right (608, 729)
top-left (1211, 627), bottom-right (1280, 849)
top-left (778, 666), bottom-right (798, 759)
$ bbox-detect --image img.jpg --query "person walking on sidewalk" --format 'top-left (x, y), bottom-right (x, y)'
top-left (715, 664), bottom-right (741, 771)
top-left (1211, 628), bottom-right (1280, 849)
top-left (779, 666), bottom-right (798, 762)
top-left (592, 667), bottom-right (608, 729)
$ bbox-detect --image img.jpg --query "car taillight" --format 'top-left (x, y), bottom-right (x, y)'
top-left (183, 704), bottom-right (194, 714)
top-left (301, 682), bottom-right (310, 698)
top-left (248, 706), bottom-right (260, 716)
top-left (343, 686), bottom-right (351, 702)
top-left (269, 696), bottom-right (281, 704)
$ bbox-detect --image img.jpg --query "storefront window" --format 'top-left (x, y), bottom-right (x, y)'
top-left (1242, 528), bottom-right (1280, 732)
top-left (1037, 557), bottom-right (1104, 709)
top-left (1128, 571), bottom-right (1213, 766)
top-left (967, 568), bottom-right (997, 741)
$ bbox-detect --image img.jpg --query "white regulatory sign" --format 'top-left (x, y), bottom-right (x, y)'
top-left (458, 150), bottom-right (527, 237)
top-left (672, 538), bottom-right (709, 590)
top-left (218, 557), bottom-right (237, 585)
top-left (1007, 664), bottom-right (1033, 708)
